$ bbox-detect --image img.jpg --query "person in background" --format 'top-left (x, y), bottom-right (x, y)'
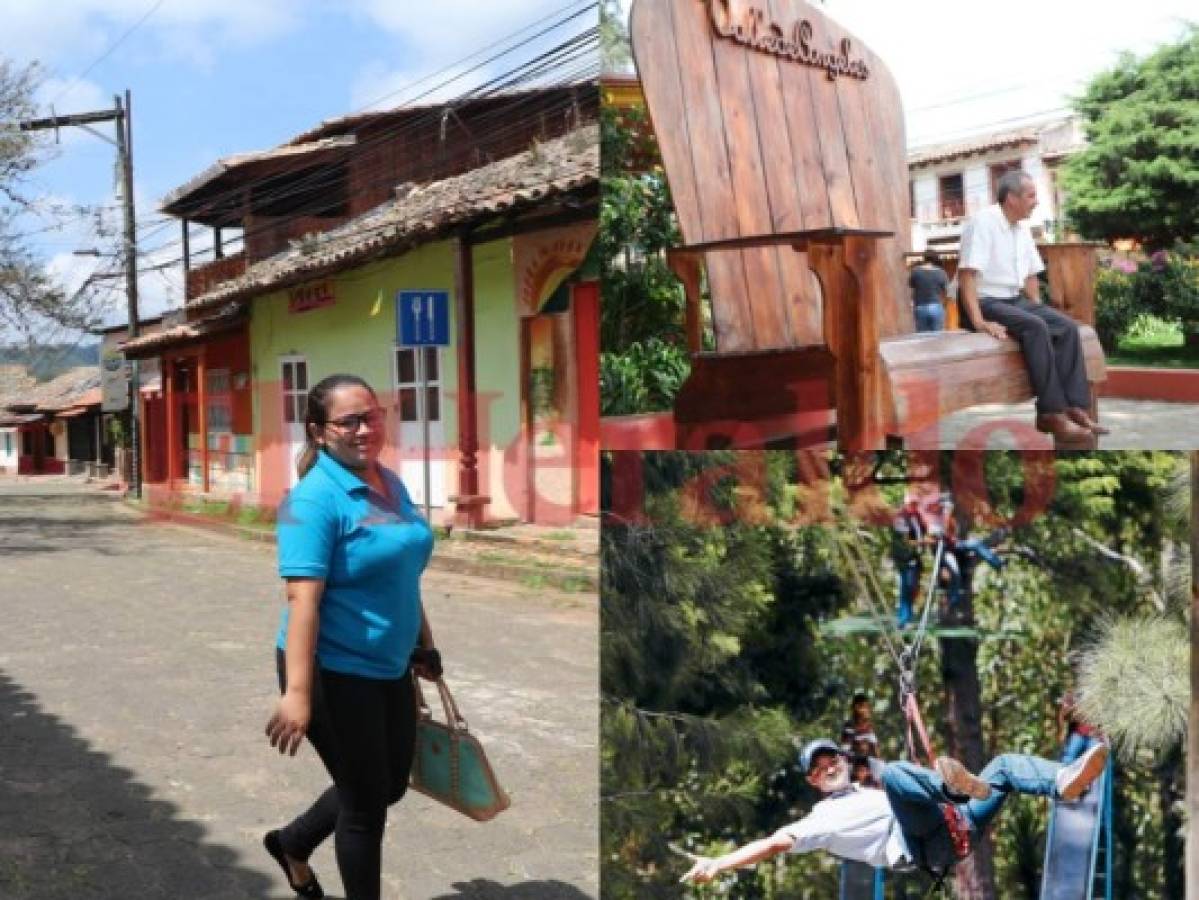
top-left (909, 248), bottom-right (950, 332)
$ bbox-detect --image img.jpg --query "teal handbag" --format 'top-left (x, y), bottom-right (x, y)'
top-left (410, 676), bottom-right (511, 821)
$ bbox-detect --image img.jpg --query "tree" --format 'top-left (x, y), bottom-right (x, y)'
top-left (0, 57), bottom-right (101, 347)
top-left (1061, 27), bottom-right (1199, 250)
top-left (599, 106), bottom-right (691, 415)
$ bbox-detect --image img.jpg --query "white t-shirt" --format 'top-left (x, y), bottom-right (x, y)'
top-left (777, 786), bottom-right (911, 869)
top-left (959, 204), bottom-right (1045, 299)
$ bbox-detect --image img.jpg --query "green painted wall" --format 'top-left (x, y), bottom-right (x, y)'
top-left (249, 237), bottom-right (522, 506)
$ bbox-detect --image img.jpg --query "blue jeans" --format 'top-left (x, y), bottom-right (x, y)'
top-left (881, 755), bottom-right (1061, 869)
top-left (896, 564), bottom-right (921, 626)
top-left (915, 303), bottom-right (944, 332)
top-left (957, 539), bottom-right (1003, 571)
top-left (1061, 731), bottom-right (1099, 764)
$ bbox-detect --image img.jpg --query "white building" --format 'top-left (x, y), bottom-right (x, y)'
top-left (908, 116), bottom-right (1087, 254)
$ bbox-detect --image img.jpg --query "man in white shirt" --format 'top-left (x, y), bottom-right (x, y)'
top-left (958, 170), bottom-right (1106, 442)
top-left (681, 737), bottom-right (1108, 883)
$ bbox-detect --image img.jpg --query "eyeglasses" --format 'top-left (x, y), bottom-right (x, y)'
top-left (326, 408), bottom-right (384, 433)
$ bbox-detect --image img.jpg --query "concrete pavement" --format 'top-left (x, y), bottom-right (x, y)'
top-left (0, 481), bottom-right (598, 899)
top-left (915, 398), bottom-right (1199, 449)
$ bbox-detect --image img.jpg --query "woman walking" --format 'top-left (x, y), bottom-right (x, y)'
top-left (264, 373), bottom-right (440, 900)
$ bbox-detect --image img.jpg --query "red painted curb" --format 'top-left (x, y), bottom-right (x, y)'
top-left (1100, 367), bottom-right (1199, 404)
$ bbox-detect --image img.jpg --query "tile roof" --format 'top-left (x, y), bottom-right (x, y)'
top-left (120, 302), bottom-right (247, 358)
top-left (908, 129), bottom-right (1039, 167)
top-left (0, 367), bottom-right (102, 413)
top-left (185, 124), bottom-right (599, 312)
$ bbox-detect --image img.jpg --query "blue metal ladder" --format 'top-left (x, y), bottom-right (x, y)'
top-left (1040, 756), bottom-right (1113, 900)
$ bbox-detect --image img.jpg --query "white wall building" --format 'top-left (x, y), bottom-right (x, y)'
top-left (908, 116), bottom-right (1087, 254)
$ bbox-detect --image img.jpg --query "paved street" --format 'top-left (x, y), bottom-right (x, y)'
top-left (0, 481), bottom-right (598, 899)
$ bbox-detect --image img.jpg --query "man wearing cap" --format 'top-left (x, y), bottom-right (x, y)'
top-left (681, 738), bottom-right (1108, 883)
top-left (958, 170), bottom-right (1106, 442)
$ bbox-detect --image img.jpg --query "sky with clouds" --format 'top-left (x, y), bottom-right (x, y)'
top-left (618, 0), bottom-right (1194, 146)
top-left (0, 0), bottom-right (595, 331)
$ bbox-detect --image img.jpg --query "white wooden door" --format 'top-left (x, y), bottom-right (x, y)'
top-left (279, 356), bottom-right (308, 488)
top-left (393, 345), bottom-right (447, 508)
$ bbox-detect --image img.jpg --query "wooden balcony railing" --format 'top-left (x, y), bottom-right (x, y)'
top-left (186, 252), bottom-right (247, 301)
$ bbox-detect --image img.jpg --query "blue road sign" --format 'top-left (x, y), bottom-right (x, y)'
top-left (396, 290), bottom-right (450, 346)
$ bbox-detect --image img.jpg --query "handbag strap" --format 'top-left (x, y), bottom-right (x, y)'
top-left (412, 676), bottom-right (469, 732)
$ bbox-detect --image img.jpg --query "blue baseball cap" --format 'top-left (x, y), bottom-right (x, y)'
top-left (799, 738), bottom-right (844, 774)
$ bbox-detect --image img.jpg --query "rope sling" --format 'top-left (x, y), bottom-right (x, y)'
top-left (833, 509), bottom-right (971, 895)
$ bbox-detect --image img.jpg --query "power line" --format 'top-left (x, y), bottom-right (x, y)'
top-left (128, 40), bottom-right (598, 274)
top-left (45, 0), bottom-right (169, 110)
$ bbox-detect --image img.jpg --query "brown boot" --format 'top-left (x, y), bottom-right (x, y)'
top-left (1035, 412), bottom-right (1092, 442)
top-left (935, 756), bottom-right (992, 800)
top-left (1067, 407), bottom-right (1110, 436)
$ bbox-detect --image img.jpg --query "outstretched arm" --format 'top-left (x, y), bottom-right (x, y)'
top-left (680, 831), bottom-right (793, 884)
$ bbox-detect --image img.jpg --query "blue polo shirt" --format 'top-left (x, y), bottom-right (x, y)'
top-left (275, 449), bottom-right (434, 679)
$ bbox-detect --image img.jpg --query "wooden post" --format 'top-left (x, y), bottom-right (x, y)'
top-left (164, 358), bottom-right (176, 486)
top-left (451, 234), bottom-right (486, 528)
top-left (181, 219), bottom-right (190, 277)
top-left (808, 237), bottom-right (886, 451)
top-left (214, 226), bottom-right (223, 260)
top-left (667, 251), bottom-right (705, 353)
top-left (1188, 451), bottom-right (1199, 900)
top-left (1038, 242), bottom-right (1099, 326)
top-left (197, 349), bottom-right (209, 494)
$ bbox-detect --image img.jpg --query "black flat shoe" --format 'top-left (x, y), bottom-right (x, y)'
top-left (264, 830), bottom-right (324, 899)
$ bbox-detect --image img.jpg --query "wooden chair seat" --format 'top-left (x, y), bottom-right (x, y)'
top-left (879, 327), bottom-right (1107, 440)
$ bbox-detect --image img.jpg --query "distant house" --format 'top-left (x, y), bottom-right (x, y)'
top-left (0, 367), bottom-right (105, 475)
top-left (123, 86), bottom-right (600, 526)
top-left (907, 116), bottom-right (1087, 255)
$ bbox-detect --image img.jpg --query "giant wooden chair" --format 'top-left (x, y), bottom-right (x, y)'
top-left (629, 0), bottom-right (1105, 450)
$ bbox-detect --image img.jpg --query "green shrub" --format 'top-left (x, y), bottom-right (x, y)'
top-left (600, 338), bottom-right (691, 416)
top-left (1094, 266), bottom-right (1142, 348)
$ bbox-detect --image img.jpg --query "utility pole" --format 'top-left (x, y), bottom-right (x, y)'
top-left (20, 91), bottom-right (142, 498)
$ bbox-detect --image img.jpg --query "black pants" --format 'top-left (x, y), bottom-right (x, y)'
top-left (978, 296), bottom-right (1090, 415)
top-left (275, 650), bottom-right (417, 900)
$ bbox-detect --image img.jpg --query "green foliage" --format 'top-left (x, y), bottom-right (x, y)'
top-left (1075, 616), bottom-right (1188, 758)
top-left (1061, 27), bottom-right (1199, 249)
top-left (599, 0), bottom-right (632, 72)
top-left (1093, 265), bottom-right (1142, 348)
top-left (602, 451), bottom-right (1184, 898)
top-left (601, 337), bottom-right (690, 415)
top-left (600, 106), bottom-right (692, 415)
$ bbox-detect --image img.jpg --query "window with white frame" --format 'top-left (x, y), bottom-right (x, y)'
top-left (281, 358), bottom-right (308, 424)
top-left (393, 346), bottom-right (441, 423)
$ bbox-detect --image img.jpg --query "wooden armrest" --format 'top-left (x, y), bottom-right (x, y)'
top-left (666, 227), bottom-right (893, 261)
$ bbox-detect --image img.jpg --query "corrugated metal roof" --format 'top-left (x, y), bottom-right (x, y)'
top-left (160, 136), bottom-right (356, 216)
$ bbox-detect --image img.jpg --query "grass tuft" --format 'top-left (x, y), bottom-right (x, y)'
top-left (1075, 615), bottom-right (1188, 759)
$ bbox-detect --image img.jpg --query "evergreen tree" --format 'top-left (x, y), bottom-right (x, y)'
top-left (1061, 27), bottom-right (1199, 249)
